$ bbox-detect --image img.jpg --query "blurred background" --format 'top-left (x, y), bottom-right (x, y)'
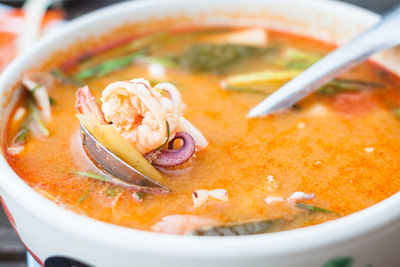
top-left (0, 0), bottom-right (399, 266)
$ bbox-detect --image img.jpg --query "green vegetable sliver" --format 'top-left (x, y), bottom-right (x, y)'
top-left (318, 78), bottom-right (385, 94)
top-left (283, 48), bottom-right (321, 69)
top-left (295, 203), bottom-right (337, 214)
top-left (12, 128), bottom-right (28, 146)
top-left (28, 100), bottom-right (50, 136)
top-left (322, 257), bottom-right (354, 267)
top-left (70, 170), bottom-right (109, 182)
top-left (76, 32), bottom-right (169, 71)
top-left (143, 56), bottom-right (179, 68)
top-left (222, 74), bottom-right (385, 96)
top-left (74, 50), bottom-right (146, 80)
top-left (224, 70), bottom-right (302, 87)
top-left (223, 85), bottom-right (269, 95)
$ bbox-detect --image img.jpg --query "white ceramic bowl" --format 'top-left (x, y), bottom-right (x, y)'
top-left (1, 1), bottom-right (400, 266)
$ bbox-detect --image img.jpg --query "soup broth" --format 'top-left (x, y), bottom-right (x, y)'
top-left (4, 26), bottom-right (400, 235)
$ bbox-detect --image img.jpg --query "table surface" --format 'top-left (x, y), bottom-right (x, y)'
top-left (0, 0), bottom-right (399, 266)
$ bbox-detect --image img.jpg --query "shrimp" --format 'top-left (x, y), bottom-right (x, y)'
top-left (151, 215), bottom-right (217, 235)
top-left (76, 78), bottom-right (207, 155)
top-left (76, 86), bottom-right (106, 123)
top-left (101, 78), bottom-right (207, 154)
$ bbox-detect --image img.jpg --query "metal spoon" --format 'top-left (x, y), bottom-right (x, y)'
top-left (80, 124), bottom-right (169, 195)
top-left (247, 5), bottom-right (400, 117)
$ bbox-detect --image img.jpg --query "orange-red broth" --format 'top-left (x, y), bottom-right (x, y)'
top-left (5, 28), bottom-right (400, 233)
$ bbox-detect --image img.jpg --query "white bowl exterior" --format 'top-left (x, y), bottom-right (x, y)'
top-left (1, 0), bottom-right (400, 266)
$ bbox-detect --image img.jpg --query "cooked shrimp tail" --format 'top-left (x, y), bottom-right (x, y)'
top-left (76, 86), bottom-right (106, 123)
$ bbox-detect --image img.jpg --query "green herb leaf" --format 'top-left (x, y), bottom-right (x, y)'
top-left (179, 43), bottom-right (276, 74)
top-left (74, 50), bottom-right (146, 80)
top-left (73, 68), bottom-right (97, 81)
top-left (296, 203), bottom-right (337, 214)
top-left (70, 170), bottom-right (109, 182)
top-left (318, 79), bottom-right (385, 94)
top-left (322, 257), bottom-right (354, 267)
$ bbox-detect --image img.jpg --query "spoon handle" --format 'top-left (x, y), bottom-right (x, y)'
top-left (247, 5), bottom-right (400, 117)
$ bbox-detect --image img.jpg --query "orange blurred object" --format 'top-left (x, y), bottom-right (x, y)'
top-left (0, 9), bottom-right (64, 71)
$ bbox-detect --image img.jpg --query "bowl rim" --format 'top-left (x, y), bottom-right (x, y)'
top-left (0, 0), bottom-right (395, 259)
